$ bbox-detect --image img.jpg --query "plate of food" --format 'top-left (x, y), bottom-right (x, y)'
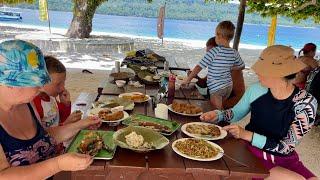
top-left (137, 71), bottom-right (160, 85)
top-left (122, 114), bottom-right (181, 136)
top-left (119, 92), bottom-right (151, 103)
top-left (113, 126), bottom-right (169, 153)
top-left (181, 122), bottom-right (227, 140)
top-left (111, 67), bottom-right (136, 75)
top-left (92, 97), bottom-right (135, 111)
top-left (67, 130), bottom-right (116, 160)
top-left (110, 71), bottom-right (135, 81)
top-left (168, 100), bottom-right (203, 116)
top-left (88, 107), bottom-right (129, 125)
top-left (172, 138), bottom-right (223, 161)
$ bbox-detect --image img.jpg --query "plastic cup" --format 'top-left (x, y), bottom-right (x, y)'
top-left (155, 104), bottom-right (168, 119)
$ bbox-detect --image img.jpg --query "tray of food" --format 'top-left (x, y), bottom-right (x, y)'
top-left (92, 97), bottom-right (135, 111)
top-left (109, 71), bottom-right (135, 82)
top-left (172, 138), bottom-right (223, 161)
top-left (119, 92), bottom-right (151, 103)
top-left (168, 100), bottom-right (203, 116)
top-left (122, 49), bottom-right (166, 67)
top-left (181, 122), bottom-right (227, 140)
top-left (122, 114), bottom-right (180, 136)
top-left (113, 126), bottom-right (169, 153)
top-left (67, 130), bottom-right (116, 160)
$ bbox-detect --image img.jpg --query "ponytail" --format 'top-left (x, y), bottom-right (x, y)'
top-left (300, 43), bottom-right (317, 57)
top-left (298, 49), bottom-right (304, 57)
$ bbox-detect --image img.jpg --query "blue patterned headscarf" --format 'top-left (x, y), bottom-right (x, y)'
top-left (0, 40), bottom-right (51, 87)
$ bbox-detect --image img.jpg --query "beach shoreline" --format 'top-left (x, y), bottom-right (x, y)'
top-left (0, 24), bottom-right (261, 85)
top-left (0, 22), bottom-right (267, 50)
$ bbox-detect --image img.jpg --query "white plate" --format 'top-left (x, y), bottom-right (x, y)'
top-left (119, 92), bottom-right (151, 103)
top-left (181, 122), bottom-right (227, 140)
top-left (168, 104), bottom-right (203, 117)
top-left (88, 108), bottom-right (129, 123)
top-left (172, 138), bottom-right (224, 161)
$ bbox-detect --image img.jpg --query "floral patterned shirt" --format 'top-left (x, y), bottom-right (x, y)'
top-left (0, 104), bottom-right (56, 166)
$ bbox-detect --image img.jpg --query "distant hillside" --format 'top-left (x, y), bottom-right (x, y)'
top-left (14, 0), bottom-right (317, 27)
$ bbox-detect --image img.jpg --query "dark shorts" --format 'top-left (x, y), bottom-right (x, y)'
top-left (247, 144), bottom-right (316, 179)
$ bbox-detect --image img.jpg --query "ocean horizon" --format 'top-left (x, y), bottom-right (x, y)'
top-left (0, 8), bottom-right (319, 50)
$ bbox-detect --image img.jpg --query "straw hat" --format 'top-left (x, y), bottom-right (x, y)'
top-left (251, 45), bottom-right (307, 78)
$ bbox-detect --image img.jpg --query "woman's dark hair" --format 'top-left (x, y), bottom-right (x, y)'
top-left (206, 37), bottom-right (217, 47)
top-left (299, 43), bottom-right (317, 57)
top-left (44, 55), bottom-right (66, 74)
top-left (284, 73), bottom-right (297, 81)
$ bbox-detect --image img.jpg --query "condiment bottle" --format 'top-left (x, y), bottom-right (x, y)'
top-left (167, 74), bottom-right (176, 105)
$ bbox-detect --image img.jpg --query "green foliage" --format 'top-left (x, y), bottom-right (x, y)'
top-left (247, 0), bottom-right (320, 23)
top-left (5, 0), bottom-right (318, 26)
top-left (0, 0), bottom-right (34, 4)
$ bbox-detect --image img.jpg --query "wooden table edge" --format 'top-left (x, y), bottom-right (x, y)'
top-left (106, 165), bottom-right (147, 170)
top-left (229, 170), bottom-right (270, 178)
top-left (185, 167), bottom-right (230, 176)
top-left (148, 167), bottom-right (187, 174)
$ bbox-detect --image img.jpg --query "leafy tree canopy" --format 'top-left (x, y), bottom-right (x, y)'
top-left (0, 0), bottom-right (34, 4)
top-left (247, 0), bottom-right (320, 23)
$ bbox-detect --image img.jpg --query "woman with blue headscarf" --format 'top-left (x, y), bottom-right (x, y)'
top-left (0, 40), bottom-right (100, 178)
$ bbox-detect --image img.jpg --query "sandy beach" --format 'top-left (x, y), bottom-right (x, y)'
top-left (1, 24), bottom-right (319, 177)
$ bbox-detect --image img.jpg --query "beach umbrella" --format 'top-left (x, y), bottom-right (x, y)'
top-left (267, 16), bottom-right (277, 46)
top-left (157, 3), bottom-right (166, 45)
top-left (39, 0), bottom-right (51, 34)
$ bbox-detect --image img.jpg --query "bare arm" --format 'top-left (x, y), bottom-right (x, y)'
top-left (231, 65), bottom-right (245, 71)
top-left (186, 65), bottom-right (202, 83)
top-left (0, 144), bottom-right (60, 180)
top-left (0, 145), bottom-right (93, 180)
top-left (47, 117), bottom-right (101, 144)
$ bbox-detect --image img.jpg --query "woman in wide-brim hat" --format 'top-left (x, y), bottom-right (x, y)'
top-left (200, 45), bottom-right (318, 179)
top-left (0, 40), bottom-right (101, 179)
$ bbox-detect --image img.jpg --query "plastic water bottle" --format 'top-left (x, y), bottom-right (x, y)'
top-left (164, 61), bottom-right (169, 72)
top-left (115, 61), bottom-right (120, 73)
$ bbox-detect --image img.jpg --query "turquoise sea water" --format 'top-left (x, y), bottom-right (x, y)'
top-left (1, 8), bottom-right (319, 49)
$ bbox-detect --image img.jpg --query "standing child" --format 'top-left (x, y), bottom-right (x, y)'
top-left (183, 21), bottom-right (245, 109)
top-left (33, 56), bottom-right (82, 129)
top-left (192, 37), bottom-right (218, 91)
top-left (189, 36), bottom-right (245, 109)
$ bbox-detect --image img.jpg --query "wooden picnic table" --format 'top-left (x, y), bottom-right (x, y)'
top-left (55, 69), bottom-right (269, 180)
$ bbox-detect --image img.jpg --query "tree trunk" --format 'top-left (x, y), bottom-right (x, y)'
top-left (233, 0), bottom-right (246, 50)
top-left (66, 0), bottom-right (105, 38)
